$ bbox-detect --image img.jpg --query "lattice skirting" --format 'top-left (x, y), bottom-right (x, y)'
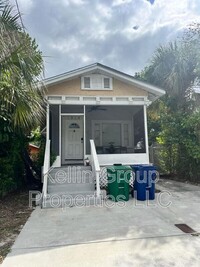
top-left (99, 167), bottom-right (134, 189)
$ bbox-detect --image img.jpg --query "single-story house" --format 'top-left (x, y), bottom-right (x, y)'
top-left (41, 63), bottom-right (165, 207)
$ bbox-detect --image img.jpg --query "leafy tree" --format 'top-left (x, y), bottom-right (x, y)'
top-left (137, 27), bottom-right (200, 181)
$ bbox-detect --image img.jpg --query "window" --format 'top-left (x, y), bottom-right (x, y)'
top-left (69, 123), bottom-right (80, 129)
top-left (104, 78), bottom-right (110, 88)
top-left (92, 120), bottom-right (132, 148)
top-left (81, 75), bottom-right (112, 90)
top-left (84, 77), bottom-right (90, 88)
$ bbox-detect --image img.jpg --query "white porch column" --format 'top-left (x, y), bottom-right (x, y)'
top-left (83, 105), bottom-right (86, 161)
top-left (59, 104), bottom-right (61, 167)
top-left (46, 103), bottom-right (50, 141)
top-left (143, 105), bottom-right (149, 163)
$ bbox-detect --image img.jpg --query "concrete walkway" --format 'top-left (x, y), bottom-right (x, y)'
top-left (2, 179), bottom-right (200, 267)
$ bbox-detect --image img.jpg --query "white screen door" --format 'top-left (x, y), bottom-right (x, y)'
top-left (62, 116), bottom-right (83, 164)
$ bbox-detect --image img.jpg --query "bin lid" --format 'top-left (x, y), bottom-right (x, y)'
top-left (107, 165), bottom-right (132, 171)
top-left (130, 164), bottom-right (156, 170)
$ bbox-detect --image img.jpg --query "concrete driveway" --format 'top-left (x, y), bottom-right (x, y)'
top-left (2, 179), bottom-right (200, 267)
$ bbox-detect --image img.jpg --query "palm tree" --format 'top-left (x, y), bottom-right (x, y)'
top-left (0, 0), bottom-right (45, 131)
top-left (143, 41), bottom-right (200, 109)
top-left (140, 36), bottom-right (200, 179)
top-left (0, 0), bottom-right (45, 188)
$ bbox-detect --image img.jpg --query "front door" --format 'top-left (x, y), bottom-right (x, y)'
top-left (62, 116), bottom-right (84, 164)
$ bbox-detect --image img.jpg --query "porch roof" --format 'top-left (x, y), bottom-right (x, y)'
top-left (44, 63), bottom-right (165, 101)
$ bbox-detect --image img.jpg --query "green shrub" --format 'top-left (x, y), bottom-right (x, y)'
top-left (0, 158), bottom-right (16, 197)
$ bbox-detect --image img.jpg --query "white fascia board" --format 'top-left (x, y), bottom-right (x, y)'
top-left (44, 64), bottom-right (98, 86)
top-left (97, 66), bottom-right (165, 97)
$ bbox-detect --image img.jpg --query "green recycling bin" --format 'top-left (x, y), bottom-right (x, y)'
top-left (107, 164), bottom-right (131, 202)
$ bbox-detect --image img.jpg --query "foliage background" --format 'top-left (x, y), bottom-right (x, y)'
top-left (139, 24), bottom-right (200, 182)
top-left (0, 0), bottom-right (45, 197)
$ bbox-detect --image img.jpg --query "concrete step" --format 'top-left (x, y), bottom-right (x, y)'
top-left (48, 183), bottom-right (95, 193)
top-left (48, 166), bottom-right (94, 184)
top-left (49, 166), bottom-right (92, 175)
top-left (48, 175), bottom-right (95, 185)
top-left (42, 192), bottom-right (103, 208)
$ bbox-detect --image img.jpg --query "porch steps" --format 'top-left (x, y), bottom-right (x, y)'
top-left (48, 183), bottom-right (95, 193)
top-left (42, 165), bottom-right (104, 208)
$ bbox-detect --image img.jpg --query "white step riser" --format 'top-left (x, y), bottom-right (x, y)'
top-left (48, 170), bottom-right (94, 183)
top-left (49, 171), bottom-right (93, 177)
top-left (49, 166), bottom-right (92, 174)
top-left (48, 184), bottom-right (95, 193)
top-left (44, 165), bottom-right (101, 208)
top-left (48, 176), bottom-right (95, 185)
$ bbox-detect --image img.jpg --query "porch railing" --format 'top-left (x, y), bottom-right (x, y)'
top-left (42, 139), bottom-right (51, 199)
top-left (90, 139), bottom-right (101, 198)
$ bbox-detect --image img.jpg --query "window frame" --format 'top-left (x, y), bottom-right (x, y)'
top-left (92, 120), bottom-right (132, 148)
top-left (83, 77), bottom-right (91, 89)
top-left (81, 75), bottom-right (113, 90)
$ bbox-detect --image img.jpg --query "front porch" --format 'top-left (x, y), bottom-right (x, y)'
top-left (41, 63), bottom-right (165, 207)
top-left (48, 103), bottom-right (150, 167)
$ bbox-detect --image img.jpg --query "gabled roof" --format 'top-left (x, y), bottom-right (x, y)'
top-left (44, 63), bottom-right (165, 99)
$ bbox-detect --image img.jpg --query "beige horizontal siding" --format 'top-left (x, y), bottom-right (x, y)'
top-left (46, 77), bottom-right (148, 96)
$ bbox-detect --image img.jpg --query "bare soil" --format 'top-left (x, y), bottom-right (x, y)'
top-left (0, 190), bottom-right (33, 264)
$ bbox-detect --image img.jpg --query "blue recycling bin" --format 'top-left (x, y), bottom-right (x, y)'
top-left (131, 165), bottom-right (157, 201)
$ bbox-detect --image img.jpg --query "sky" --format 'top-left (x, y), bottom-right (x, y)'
top-left (10, 0), bottom-right (200, 78)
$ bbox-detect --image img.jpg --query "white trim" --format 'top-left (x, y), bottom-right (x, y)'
top-left (132, 115), bottom-right (134, 152)
top-left (59, 104), bottom-right (61, 167)
top-left (46, 104), bottom-right (49, 140)
top-left (143, 105), bottom-right (149, 163)
top-left (92, 120), bottom-right (132, 147)
top-left (61, 114), bottom-right (84, 164)
top-left (97, 153), bottom-right (149, 166)
top-left (52, 156), bottom-right (61, 167)
top-left (44, 63), bottom-right (165, 98)
top-left (42, 140), bottom-right (51, 198)
top-left (97, 65), bottom-right (165, 96)
top-left (90, 140), bottom-right (101, 197)
top-left (47, 95), bottom-right (151, 106)
top-left (61, 113), bottom-right (84, 116)
top-left (81, 75), bottom-right (113, 90)
top-left (83, 105), bottom-right (86, 161)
